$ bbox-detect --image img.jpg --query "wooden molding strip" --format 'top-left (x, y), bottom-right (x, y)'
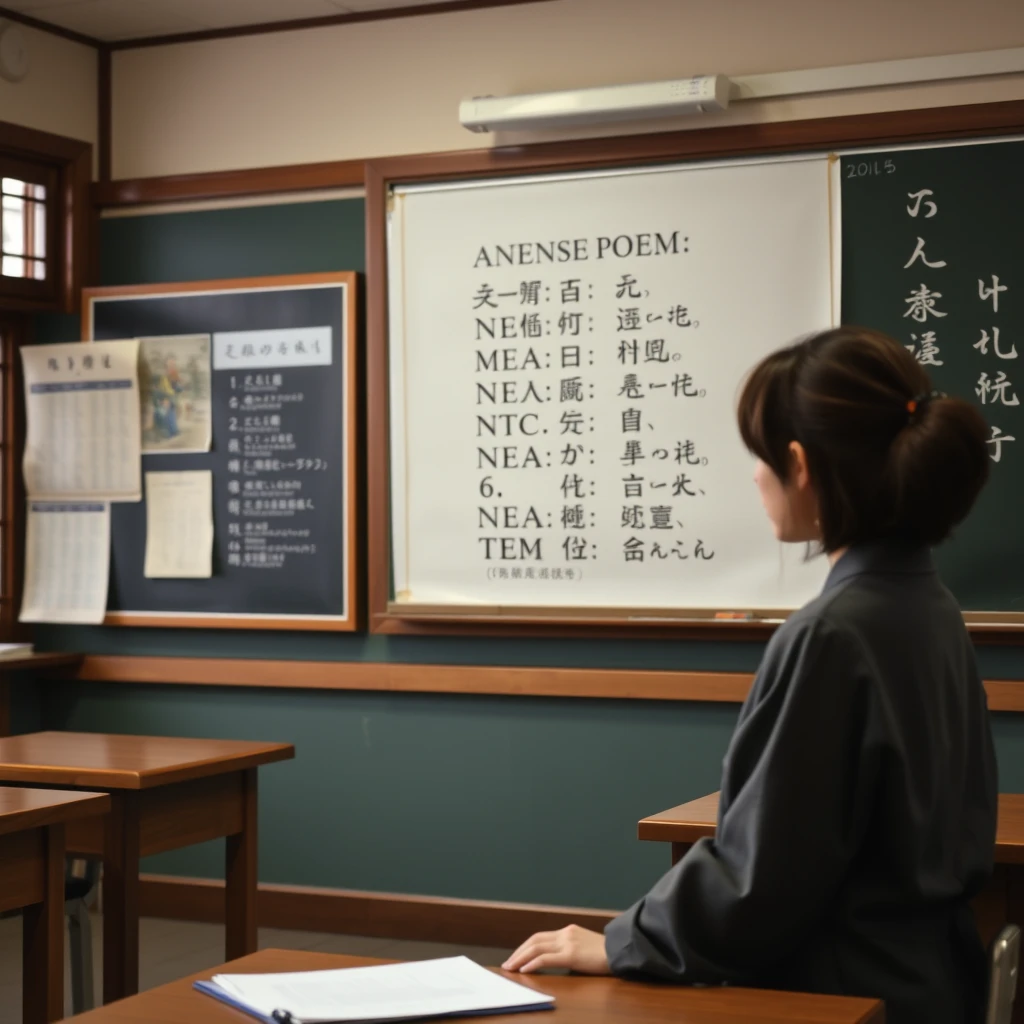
top-left (97, 46), bottom-right (111, 185)
top-left (138, 873), bottom-right (616, 948)
top-left (108, 0), bottom-right (554, 51)
top-left (72, 655), bottom-right (756, 702)
top-left (92, 159), bottom-right (365, 209)
top-left (0, 4), bottom-right (100, 48)
top-left (0, 0), bottom-right (551, 52)
top-left (983, 679), bottom-right (1024, 713)
top-left (60, 654), bottom-right (1024, 710)
top-left (0, 119), bottom-right (92, 163)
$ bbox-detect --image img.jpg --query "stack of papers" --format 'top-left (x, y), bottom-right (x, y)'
top-left (195, 956), bottom-right (555, 1024)
top-left (0, 644), bottom-right (33, 660)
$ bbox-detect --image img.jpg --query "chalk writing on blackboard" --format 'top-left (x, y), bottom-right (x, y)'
top-left (213, 327), bottom-right (332, 573)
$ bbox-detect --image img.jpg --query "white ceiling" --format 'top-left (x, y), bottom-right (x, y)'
top-left (1, 0), bottom-right (471, 42)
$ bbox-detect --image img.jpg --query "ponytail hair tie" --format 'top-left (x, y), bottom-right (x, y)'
top-left (906, 389), bottom-right (945, 419)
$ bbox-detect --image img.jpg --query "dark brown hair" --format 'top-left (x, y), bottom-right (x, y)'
top-left (737, 326), bottom-right (990, 552)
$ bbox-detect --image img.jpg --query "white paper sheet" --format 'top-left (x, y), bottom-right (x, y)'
top-left (139, 335), bottom-right (212, 454)
top-left (21, 340), bottom-right (142, 502)
top-left (144, 471), bottom-right (213, 578)
top-left (204, 956), bottom-right (554, 1023)
top-left (19, 502), bottom-right (110, 624)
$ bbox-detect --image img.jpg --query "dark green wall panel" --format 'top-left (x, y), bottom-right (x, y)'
top-left (101, 201), bottom-right (367, 283)
top-left (44, 681), bottom-right (737, 908)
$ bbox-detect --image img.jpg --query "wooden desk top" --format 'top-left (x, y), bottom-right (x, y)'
top-left (70, 949), bottom-right (883, 1024)
top-left (0, 732), bottom-right (294, 790)
top-left (0, 785), bottom-right (109, 835)
top-left (639, 791), bottom-right (1024, 864)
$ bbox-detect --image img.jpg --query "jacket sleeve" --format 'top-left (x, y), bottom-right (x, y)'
top-left (605, 615), bottom-right (877, 985)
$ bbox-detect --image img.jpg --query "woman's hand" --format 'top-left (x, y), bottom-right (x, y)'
top-left (502, 924), bottom-right (611, 975)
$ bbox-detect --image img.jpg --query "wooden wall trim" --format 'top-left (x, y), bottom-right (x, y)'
top-left (71, 655), bottom-right (756, 702)
top-left (984, 680), bottom-right (1024, 714)
top-left (58, 654), bottom-right (1024, 710)
top-left (138, 873), bottom-right (616, 948)
top-left (97, 46), bottom-right (111, 184)
top-left (108, 0), bottom-right (554, 51)
top-left (92, 159), bottom-right (365, 209)
top-left (0, 4), bottom-right (99, 48)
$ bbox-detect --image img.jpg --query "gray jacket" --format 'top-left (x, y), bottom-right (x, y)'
top-left (605, 540), bottom-right (998, 1024)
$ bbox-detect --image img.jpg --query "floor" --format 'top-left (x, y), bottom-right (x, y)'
top-left (0, 912), bottom-right (514, 1020)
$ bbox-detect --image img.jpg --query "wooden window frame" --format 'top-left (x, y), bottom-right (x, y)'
top-left (0, 121), bottom-right (91, 315)
top-left (1, 155), bottom-right (60, 305)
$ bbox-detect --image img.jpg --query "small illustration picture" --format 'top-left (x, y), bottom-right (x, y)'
top-left (139, 335), bottom-right (212, 454)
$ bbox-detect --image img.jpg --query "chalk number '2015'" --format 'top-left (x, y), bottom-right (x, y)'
top-left (847, 158), bottom-right (896, 178)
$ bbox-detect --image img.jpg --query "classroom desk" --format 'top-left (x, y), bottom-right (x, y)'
top-left (0, 785), bottom-right (109, 1024)
top-left (639, 791), bottom-right (1024, 1022)
top-left (0, 732), bottom-right (294, 1007)
top-left (67, 948), bottom-right (884, 1024)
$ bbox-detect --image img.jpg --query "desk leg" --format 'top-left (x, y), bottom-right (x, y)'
top-left (22, 823), bottom-right (64, 1024)
top-left (103, 792), bottom-right (140, 1004)
top-left (671, 843), bottom-right (693, 867)
top-left (0, 677), bottom-right (10, 738)
top-left (225, 768), bottom-right (258, 961)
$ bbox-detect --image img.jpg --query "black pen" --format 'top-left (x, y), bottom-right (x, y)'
top-left (271, 1011), bottom-right (295, 1024)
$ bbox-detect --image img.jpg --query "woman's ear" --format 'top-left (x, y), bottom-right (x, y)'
top-left (787, 441), bottom-right (812, 491)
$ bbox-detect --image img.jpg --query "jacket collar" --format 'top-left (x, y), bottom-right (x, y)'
top-left (823, 539), bottom-right (935, 594)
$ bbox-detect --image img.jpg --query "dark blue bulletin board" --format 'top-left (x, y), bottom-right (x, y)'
top-left (83, 273), bottom-right (358, 630)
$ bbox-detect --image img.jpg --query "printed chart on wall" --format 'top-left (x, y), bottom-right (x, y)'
top-left (83, 273), bottom-right (358, 630)
top-left (387, 156), bottom-right (839, 618)
top-left (839, 136), bottom-right (1024, 617)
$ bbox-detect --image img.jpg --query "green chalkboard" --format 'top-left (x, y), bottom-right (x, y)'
top-left (841, 139), bottom-right (1024, 614)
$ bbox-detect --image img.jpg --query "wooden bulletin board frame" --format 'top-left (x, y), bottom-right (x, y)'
top-left (366, 98), bottom-right (1024, 640)
top-left (81, 272), bottom-right (360, 631)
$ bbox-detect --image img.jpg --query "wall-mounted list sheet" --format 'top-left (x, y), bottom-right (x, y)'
top-left (144, 470), bottom-right (213, 578)
top-left (21, 340), bottom-right (142, 502)
top-left (19, 502), bottom-right (110, 624)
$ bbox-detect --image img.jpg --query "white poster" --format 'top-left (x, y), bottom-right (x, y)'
top-left (21, 339), bottom-right (142, 502)
top-left (144, 470), bottom-right (214, 579)
top-left (389, 156), bottom-right (836, 611)
top-left (19, 502), bottom-right (110, 624)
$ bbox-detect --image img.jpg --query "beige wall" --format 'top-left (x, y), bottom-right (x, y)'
top-left (110, 0), bottom-right (1024, 180)
top-left (0, 21), bottom-right (96, 151)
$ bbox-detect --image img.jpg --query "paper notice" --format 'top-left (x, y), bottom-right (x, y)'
top-left (19, 502), bottom-right (110, 624)
top-left (21, 340), bottom-right (142, 502)
top-left (144, 470), bottom-right (213, 578)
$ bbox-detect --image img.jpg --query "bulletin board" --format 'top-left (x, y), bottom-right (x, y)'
top-left (82, 272), bottom-right (358, 631)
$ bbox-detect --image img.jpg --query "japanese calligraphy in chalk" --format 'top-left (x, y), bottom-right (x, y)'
top-left (388, 157), bottom-right (835, 610)
top-left (212, 326), bottom-right (330, 573)
top-left (900, 183), bottom-right (1016, 464)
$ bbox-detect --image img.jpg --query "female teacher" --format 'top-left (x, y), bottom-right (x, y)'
top-left (504, 326), bottom-right (998, 1024)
